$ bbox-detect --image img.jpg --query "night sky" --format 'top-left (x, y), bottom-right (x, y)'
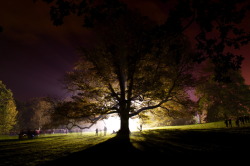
top-left (0, 0), bottom-right (250, 101)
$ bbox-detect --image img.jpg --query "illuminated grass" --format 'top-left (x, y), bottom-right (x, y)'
top-left (0, 135), bottom-right (17, 140)
top-left (1, 121), bottom-right (250, 165)
top-left (130, 121), bottom-right (250, 153)
top-left (144, 120), bottom-right (250, 130)
top-left (144, 121), bottom-right (227, 130)
top-left (0, 132), bottom-right (114, 166)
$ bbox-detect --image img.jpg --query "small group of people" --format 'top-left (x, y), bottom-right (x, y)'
top-left (225, 115), bottom-right (250, 128)
top-left (95, 126), bottom-right (107, 136)
top-left (235, 115), bottom-right (250, 127)
top-left (224, 118), bottom-right (233, 127)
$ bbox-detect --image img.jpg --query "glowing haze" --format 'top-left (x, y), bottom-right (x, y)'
top-left (84, 115), bottom-right (141, 133)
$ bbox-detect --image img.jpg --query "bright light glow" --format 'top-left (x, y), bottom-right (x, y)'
top-left (103, 116), bottom-right (120, 132)
top-left (129, 117), bottom-right (141, 131)
top-left (83, 114), bottom-right (141, 133)
top-left (103, 115), bottom-right (141, 132)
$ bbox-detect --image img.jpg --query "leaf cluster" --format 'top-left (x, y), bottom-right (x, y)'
top-left (0, 81), bottom-right (18, 134)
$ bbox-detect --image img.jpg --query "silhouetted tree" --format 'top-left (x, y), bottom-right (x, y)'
top-left (39, 0), bottom-right (250, 138)
top-left (55, 11), bottom-right (196, 138)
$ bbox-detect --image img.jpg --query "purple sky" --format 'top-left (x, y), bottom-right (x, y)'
top-left (0, 0), bottom-right (89, 100)
top-left (0, 0), bottom-right (250, 101)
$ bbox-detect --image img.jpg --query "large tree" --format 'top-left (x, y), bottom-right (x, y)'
top-left (195, 63), bottom-right (250, 122)
top-left (40, 0), bottom-right (250, 139)
top-left (59, 13), bottom-right (195, 138)
top-left (0, 81), bottom-right (18, 134)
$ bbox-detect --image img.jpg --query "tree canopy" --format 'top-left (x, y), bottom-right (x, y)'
top-left (39, 0), bottom-right (250, 138)
top-left (61, 10), bottom-right (197, 134)
top-left (39, 0), bottom-right (250, 81)
top-left (0, 81), bottom-right (18, 134)
top-left (196, 63), bottom-right (250, 122)
top-left (16, 97), bottom-right (55, 131)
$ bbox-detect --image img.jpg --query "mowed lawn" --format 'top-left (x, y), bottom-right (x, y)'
top-left (1, 121), bottom-right (250, 165)
top-left (131, 121), bottom-right (250, 152)
top-left (0, 133), bottom-right (115, 166)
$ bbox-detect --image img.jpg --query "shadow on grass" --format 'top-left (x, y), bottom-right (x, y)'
top-left (41, 128), bottom-right (250, 165)
top-left (41, 136), bottom-right (143, 165)
top-left (0, 139), bottom-right (19, 143)
top-left (132, 127), bottom-right (250, 156)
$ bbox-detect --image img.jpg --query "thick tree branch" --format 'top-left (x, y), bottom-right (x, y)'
top-left (160, 106), bottom-right (174, 118)
top-left (108, 83), bottom-right (120, 102)
top-left (181, 11), bottom-right (196, 33)
top-left (129, 69), bottom-right (182, 117)
top-left (129, 99), bottom-right (168, 117)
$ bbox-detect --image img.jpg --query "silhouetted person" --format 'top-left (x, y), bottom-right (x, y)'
top-left (95, 128), bottom-right (98, 136)
top-left (246, 115), bottom-right (250, 123)
top-left (236, 117), bottom-right (240, 127)
top-left (244, 115), bottom-right (249, 123)
top-left (112, 130), bottom-right (116, 134)
top-left (138, 124), bottom-right (142, 132)
top-left (27, 129), bottom-right (32, 139)
top-left (225, 119), bottom-right (228, 127)
top-left (228, 118), bottom-right (232, 127)
top-left (241, 116), bottom-right (245, 125)
top-left (104, 126), bottom-right (107, 136)
top-left (239, 116), bottom-right (244, 125)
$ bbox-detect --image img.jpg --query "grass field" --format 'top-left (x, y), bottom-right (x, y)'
top-left (1, 121), bottom-right (250, 165)
top-left (0, 133), bottom-right (115, 166)
top-left (144, 120), bottom-right (242, 130)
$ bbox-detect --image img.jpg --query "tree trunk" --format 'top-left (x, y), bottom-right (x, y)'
top-left (117, 109), bottom-right (130, 140)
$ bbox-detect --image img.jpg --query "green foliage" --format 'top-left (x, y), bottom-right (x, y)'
top-left (196, 64), bottom-right (250, 122)
top-left (139, 98), bottom-right (196, 127)
top-left (30, 98), bottom-right (54, 130)
top-left (0, 81), bottom-right (18, 134)
top-left (16, 97), bottom-right (54, 130)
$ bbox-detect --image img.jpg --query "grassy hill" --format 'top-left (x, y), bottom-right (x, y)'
top-left (146, 120), bottom-right (240, 130)
top-left (1, 121), bottom-right (250, 165)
